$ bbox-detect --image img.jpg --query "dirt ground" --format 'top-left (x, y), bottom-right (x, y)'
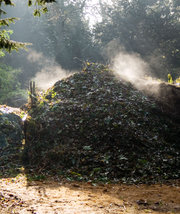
top-left (0, 175), bottom-right (180, 214)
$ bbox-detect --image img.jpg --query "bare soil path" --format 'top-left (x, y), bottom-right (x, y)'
top-left (0, 175), bottom-right (180, 214)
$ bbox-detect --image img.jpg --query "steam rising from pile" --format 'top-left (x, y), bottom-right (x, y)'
top-left (112, 52), bottom-right (149, 83)
top-left (27, 47), bottom-right (171, 100)
top-left (103, 40), bottom-right (160, 93)
top-left (27, 49), bottom-right (76, 90)
top-left (33, 66), bottom-right (71, 91)
top-left (111, 51), bottom-right (161, 95)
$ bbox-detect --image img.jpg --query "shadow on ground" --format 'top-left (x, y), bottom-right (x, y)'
top-left (1, 172), bottom-right (179, 214)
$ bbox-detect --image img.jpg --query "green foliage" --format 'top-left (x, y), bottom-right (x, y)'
top-left (0, 0), bottom-right (55, 55)
top-left (0, 17), bottom-right (17, 26)
top-left (26, 174), bottom-right (46, 181)
top-left (0, 0), bottom-right (14, 6)
top-left (28, 0), bottom-right (56, 16)
top-left (0, 64), bottom-right (27, 105)
top-left (0, 29), bottom-right (29, 54)
top-left (0, 3), bottom-right (29, 55)
top-left (33, 9), bottom-right (41, 17)
top-left (51, 91), bottom-right (56, 99)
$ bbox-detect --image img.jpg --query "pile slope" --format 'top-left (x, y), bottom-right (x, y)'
top-left (24, 63), bottom-right (180, 183)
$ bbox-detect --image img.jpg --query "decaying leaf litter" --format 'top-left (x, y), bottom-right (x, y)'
top-left (23, 62), bottom-right (180, 183)
top-left (0, 106), bottom-right (23, 178)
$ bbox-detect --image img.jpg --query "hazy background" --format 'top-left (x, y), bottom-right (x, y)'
top-left (0, 0), bottom-right (180, 105)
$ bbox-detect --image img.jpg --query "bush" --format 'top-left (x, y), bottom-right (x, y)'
top-left (0, 64), bottom-right (27, 107)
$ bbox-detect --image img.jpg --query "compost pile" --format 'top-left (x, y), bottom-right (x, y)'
top-left (0, 106), bottom-right (23, 177)
top-left (25, 63), bottom-right (180, 183)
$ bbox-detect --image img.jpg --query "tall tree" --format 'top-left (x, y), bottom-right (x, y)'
top-left (35, 0), bottom-right (98, 69)
top-left (93, 0), bottom-right (180, 78)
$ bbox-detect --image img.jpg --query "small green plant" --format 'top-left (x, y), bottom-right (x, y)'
top-left (168, 74), bottom-right (173, 84)
top-left (51, 91), bottom-right (57, 99)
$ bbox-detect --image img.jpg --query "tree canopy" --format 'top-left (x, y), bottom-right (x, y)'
top-left (0, 0), bottom-right (56, 56)
top-left (94, 0), bottom-right (180, 78)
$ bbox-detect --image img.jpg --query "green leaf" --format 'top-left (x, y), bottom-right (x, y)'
top-left (42, 7), bottom-right (48, 14)
top-left (0, 18), bottom-right (18, 27)
top-left (33, 10), bottom-right (41, 17)
top-left (28, 0), bottom-right (32, 6)
top-left (83, 146), bottom-right (91, 151)
top-left (0, 50), bottom-right (5, 57)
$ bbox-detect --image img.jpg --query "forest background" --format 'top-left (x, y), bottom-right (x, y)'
top-left (0, 0), bottom-right (180, 106)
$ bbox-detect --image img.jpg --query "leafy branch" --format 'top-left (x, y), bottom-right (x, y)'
top-left (0, 0), bottom-right (56, 54)
top-left (0, 17), bottom-right (18, 27)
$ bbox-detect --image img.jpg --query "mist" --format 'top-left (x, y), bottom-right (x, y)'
top-left (110, 51), bottom-right (161, 96)
top-left (27, 49), bottom-right (76, 90)
top-left (111, 52), bottom-right (149, 84)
